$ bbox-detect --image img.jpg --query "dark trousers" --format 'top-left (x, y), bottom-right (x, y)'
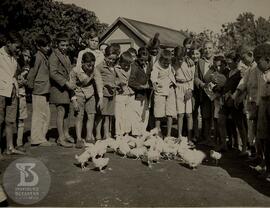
top-left (200, 94), bottom-right (213, 141)
top-left (218, 105), bottom-right (247, 148)
top-left (261, 139), bottom-right (270, 172)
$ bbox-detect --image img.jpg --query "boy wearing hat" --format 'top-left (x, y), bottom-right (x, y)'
top-left (49, 32), bottom-right (75, 148)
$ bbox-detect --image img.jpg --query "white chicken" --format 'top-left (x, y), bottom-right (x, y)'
top-left (177, 137), bottom-right (192, 157)
top-left (180, 149), bottom-right (206, 169)
top-left (135, 137), bottom-right (145, 148)
top-left (109, 138), bottom-right (121, 152)
top-left (210, 150), bottom-right (222, 165)
top-left (161, 143), bottom-right (178, 160)
top-left (164, 136), bottom-right (177, 146)
top-left (146, 147), bottom-right (160, 168)
top-left (143, 137), bottom-right (156, 148)
top-left (104, 138), bottom-right (116, 153)
top-left (154, 139), bottom-right (164, 154)
top-left (117, 140), bottom-right (131, 157)
top-left (140, 128), bottom-right (159, 141)
top-left (93, 140), bottom-right (107, 157)
top-left (149, 127), bottom-right (160, 136)
top-left (127, 140), bottom-right (136, 149)
top-left (128, 147), bottom-right (147, 159)
top-left (92, 157), bottom-right (109, 173)
top-left (75, 150), bottom-right (91, 170)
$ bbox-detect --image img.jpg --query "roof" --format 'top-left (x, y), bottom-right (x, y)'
top-left (100, 17), bottom-right (187, 48)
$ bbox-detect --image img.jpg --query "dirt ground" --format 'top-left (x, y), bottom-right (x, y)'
top-left (1, 104), bottom-right (270, 207)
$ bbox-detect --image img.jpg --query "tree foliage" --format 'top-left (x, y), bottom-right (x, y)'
top-left (183, 12), bottom-right (270, 54)
top-left (219, 12), bottom-right (270, 52)
top-left (0, 0), bottom-right (108, 56)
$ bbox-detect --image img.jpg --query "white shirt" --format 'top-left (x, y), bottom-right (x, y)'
top-left (0, 47), bottom-right (18, 97)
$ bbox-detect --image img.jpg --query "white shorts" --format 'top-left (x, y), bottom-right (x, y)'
top-left (176, 97), bottom-right (192, 114)
top-left (154, 88), bottom-right (176, 118)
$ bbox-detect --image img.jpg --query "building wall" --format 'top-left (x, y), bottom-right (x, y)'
top-left (101, 23), bottom-right (145, 52)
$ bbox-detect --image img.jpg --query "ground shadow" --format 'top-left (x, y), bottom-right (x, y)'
top-left (199, 144), bottom-right (270, 197)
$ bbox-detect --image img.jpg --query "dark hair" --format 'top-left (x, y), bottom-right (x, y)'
top-left (159, 49), bottom-right (172, 61)
top-left (173, 46), bottom-right (185, 59)
top-left (213, 55), bottom-right (225, 63)
top-left (82, 52), bottom-right (96, 63)
top-left (137, 47), bottom-right (149, 59)
top-left (110, 43), bottom-right (121, 56)
top-left (237, 45), bottom-right (254, 55)
top-left (85, 25), bottom-right (98, 39)
top-left (6, 31), bottom-right (22, 44)
top-left (172, 46), bottom-right (185, 68)
top-left (183, 37), bottom-right (194, 47)
top-left (253, 43), bottom-right (270, 61)
top-left (119, 51), bottom-right (133, 64)
top-left (127, 47), bottom-right (137, 56)
top-left (203, 40), bottom-right (214, 48)
top-left (104, 45), bottom-right (119, 57)
top-left (225, 51), bottom-right (241, 63)
top-left (17, 46), bottom-right (32, 68)
top-left (36, 34), bottom-right (51, 47)
top-left (55, 32), bottom-right (69, 42)
top-left (191, 42), bottom-right (202, 52)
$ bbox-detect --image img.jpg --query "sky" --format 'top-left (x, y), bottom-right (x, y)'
top-left (59, 0), bottom-right (270, 33)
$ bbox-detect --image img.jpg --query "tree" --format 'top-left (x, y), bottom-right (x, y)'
top-left (219, 12), bottom-right (270, 53)
top-left (0, 0), bottom-right (108, 56)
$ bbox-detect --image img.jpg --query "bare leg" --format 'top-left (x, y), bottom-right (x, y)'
top-left (167, 116), bottom-right (172, 137)
top-left (95, 115), bottom-right (103, 140)
top-left (186, 113), bottom-right (193, 142)
top-left (64, 104), bottom-right (73, 140)
top-left (155, 119), bottom-right (161, 131)
top-left (6, 121), bottom-right (14, 150)
top-left (177, 114), bottom-right (184, 138)
top-left (86, 114), bottom-right (95, 140)
top-left (17, 119), bottom-right (24, 147)
top-left (75, 115), bottom-right (83, 141)
top-left (56, 105), bottom-right (65, 140)
top-left (104, 116), bottom-right (110, 139)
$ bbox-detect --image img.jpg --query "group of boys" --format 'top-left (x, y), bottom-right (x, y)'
top-left (0, 27), bottom-right (270, 181)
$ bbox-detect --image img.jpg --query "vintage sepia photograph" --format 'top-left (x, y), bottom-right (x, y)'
top-left (0, 0), bottom-right (270, 207)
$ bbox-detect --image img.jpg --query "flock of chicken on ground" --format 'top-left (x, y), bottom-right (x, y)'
top-left (75, 128), bottom-right (222, 172)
